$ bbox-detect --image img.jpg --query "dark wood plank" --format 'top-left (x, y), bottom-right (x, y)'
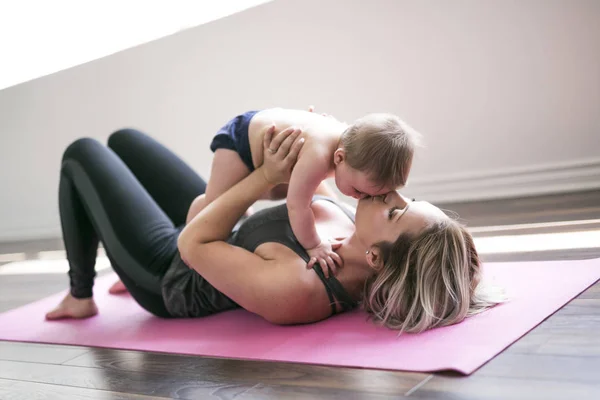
top-left (513, 334), bottom-right (600, 357)
top-left (238, 383), bottom-right (411, 399)
top-left (530, 312), bottom-right (600, 333)
top-left (64, 349), bottom-right (428, 396)
top-left (578, 282), bottom-right (600, 299)
top-left (0, 378), bottom-right (168, 400)
top-left (497, 297), bottom-right (600, 358)
top-left (407, 281), bottom-right (600, 399)
top-left (0, 341), bottom-right (89, 364)
top-left (472, 353), bottom-right (600, 382)
top-left (409, 375), bottom-right (600, 400)
top-left (507, 329), bottom-right (600, 357)
top-left (545, 298), bottom-right (600, 316)
top-left (0, 359), bottom-right (256, 399)
top-left (0, 359), bottom-right (420, 399)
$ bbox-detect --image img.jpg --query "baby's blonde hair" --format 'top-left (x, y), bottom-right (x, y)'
top-left (363, 218), bottom-right (505, 333)
top-left (341, 113), bottom-right (421, 188)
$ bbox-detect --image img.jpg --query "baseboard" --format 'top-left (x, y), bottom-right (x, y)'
top-left (404, 157), bottom-right (600, 204)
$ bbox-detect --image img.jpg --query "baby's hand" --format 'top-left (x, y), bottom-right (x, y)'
top-left (306, 240), bottom-right (343, 278)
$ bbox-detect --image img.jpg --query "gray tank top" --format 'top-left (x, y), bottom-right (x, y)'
top-left (161, 196), bottom-right (357, 318)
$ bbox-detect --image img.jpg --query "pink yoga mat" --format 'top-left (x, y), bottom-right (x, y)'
top-left (1, 258), bottom-right (599, 374)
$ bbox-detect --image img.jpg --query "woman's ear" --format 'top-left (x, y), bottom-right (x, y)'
top-left (366, 246), bottom-right (384, 271)
top-left (333, 148), bottom-right (345, 165)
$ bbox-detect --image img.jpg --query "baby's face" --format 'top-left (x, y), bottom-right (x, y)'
top-left (334, 163), bottom-right (394, 200)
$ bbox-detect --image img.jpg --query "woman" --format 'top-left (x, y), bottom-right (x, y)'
top-left (47, 126), bottom-right (502, 333)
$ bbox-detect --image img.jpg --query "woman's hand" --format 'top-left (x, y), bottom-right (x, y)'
top-left (260, 126), bottom-right (305, 186)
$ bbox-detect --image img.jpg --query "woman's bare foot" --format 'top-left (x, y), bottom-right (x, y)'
top-left (108, 279), bottom-right (128, 294)
top-left (45, 293), bottom-right (98, 320)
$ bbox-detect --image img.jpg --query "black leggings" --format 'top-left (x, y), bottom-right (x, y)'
top-left (59, 129), bottom-right (207, 317)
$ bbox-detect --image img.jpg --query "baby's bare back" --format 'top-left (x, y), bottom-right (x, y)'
top-left (248, 108), bottom-right (348, 170)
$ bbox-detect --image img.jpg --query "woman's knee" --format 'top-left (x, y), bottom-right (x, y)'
top-left (107, 128), bottom-right (146, 151)
top-left (62, 137), bottom-right (103, 163)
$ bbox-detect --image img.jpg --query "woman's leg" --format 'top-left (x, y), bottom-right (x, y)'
top-left (48, 138), bottom-right (180, 319)
top-left (107, 128), bottom-right (208, 226)
top-left (106, 128), bottom-right (213, 294)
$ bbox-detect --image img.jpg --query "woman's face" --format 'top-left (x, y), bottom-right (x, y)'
top-left (354, 191), bottom-right (447, 247)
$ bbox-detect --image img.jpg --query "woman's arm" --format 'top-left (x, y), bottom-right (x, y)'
top-left (180, 170), bottom-right (273, 244)
top-left (179, 126), bottom-right (299, 243)
top-left (178, 127), bottom-right (308, 322)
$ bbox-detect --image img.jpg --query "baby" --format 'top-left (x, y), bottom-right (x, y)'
top-left (204, 107), bottom-right (421, 274)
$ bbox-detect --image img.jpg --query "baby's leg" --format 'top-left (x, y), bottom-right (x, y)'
top-left (204, 149), bottom-right (253, 210)
top-left (186, 194), bottom-right (207, 223)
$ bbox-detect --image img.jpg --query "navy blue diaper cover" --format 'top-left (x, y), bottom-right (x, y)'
top-left (209, 110), bottom-right (260, 172)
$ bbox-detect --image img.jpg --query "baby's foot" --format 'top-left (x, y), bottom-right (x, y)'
top-left (108, 279), bottom-right (128, 295)
top-left (45, 293), bottom-right (98, 320)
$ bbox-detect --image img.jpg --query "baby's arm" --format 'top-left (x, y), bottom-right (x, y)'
top-left (287, 149), bottom-right (342, 275)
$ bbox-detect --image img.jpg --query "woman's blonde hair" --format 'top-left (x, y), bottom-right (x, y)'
top-left (362, 218), bottom-right (505, 333)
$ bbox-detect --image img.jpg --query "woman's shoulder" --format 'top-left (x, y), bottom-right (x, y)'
top-left (263, 260), bottom-right (337, 325)
top-left (311, 196), bottom-right (356, 224)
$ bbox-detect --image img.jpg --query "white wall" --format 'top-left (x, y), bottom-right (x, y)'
top-left (1, 0), bottom-right (599, 240)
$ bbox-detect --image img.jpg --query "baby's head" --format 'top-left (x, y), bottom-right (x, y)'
top-left (334, 113), bottom-right (421, 199)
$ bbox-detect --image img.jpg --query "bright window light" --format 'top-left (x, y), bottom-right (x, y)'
top-left (0, 256), bottom-right (111, 275)
top-left (37, 248), bottom-right (105, 260)
top-left (0, 253), bottom-right (26, 263)
top-left (474, 229), bottom-right (600, 254)
top-left (469, 218), bottom-right (600, 233)
top-left (0, 0), bottom-right (273, 90)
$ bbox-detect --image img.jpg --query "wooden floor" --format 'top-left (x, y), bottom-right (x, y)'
top-left (1, 190), bottom-right (600, 399)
